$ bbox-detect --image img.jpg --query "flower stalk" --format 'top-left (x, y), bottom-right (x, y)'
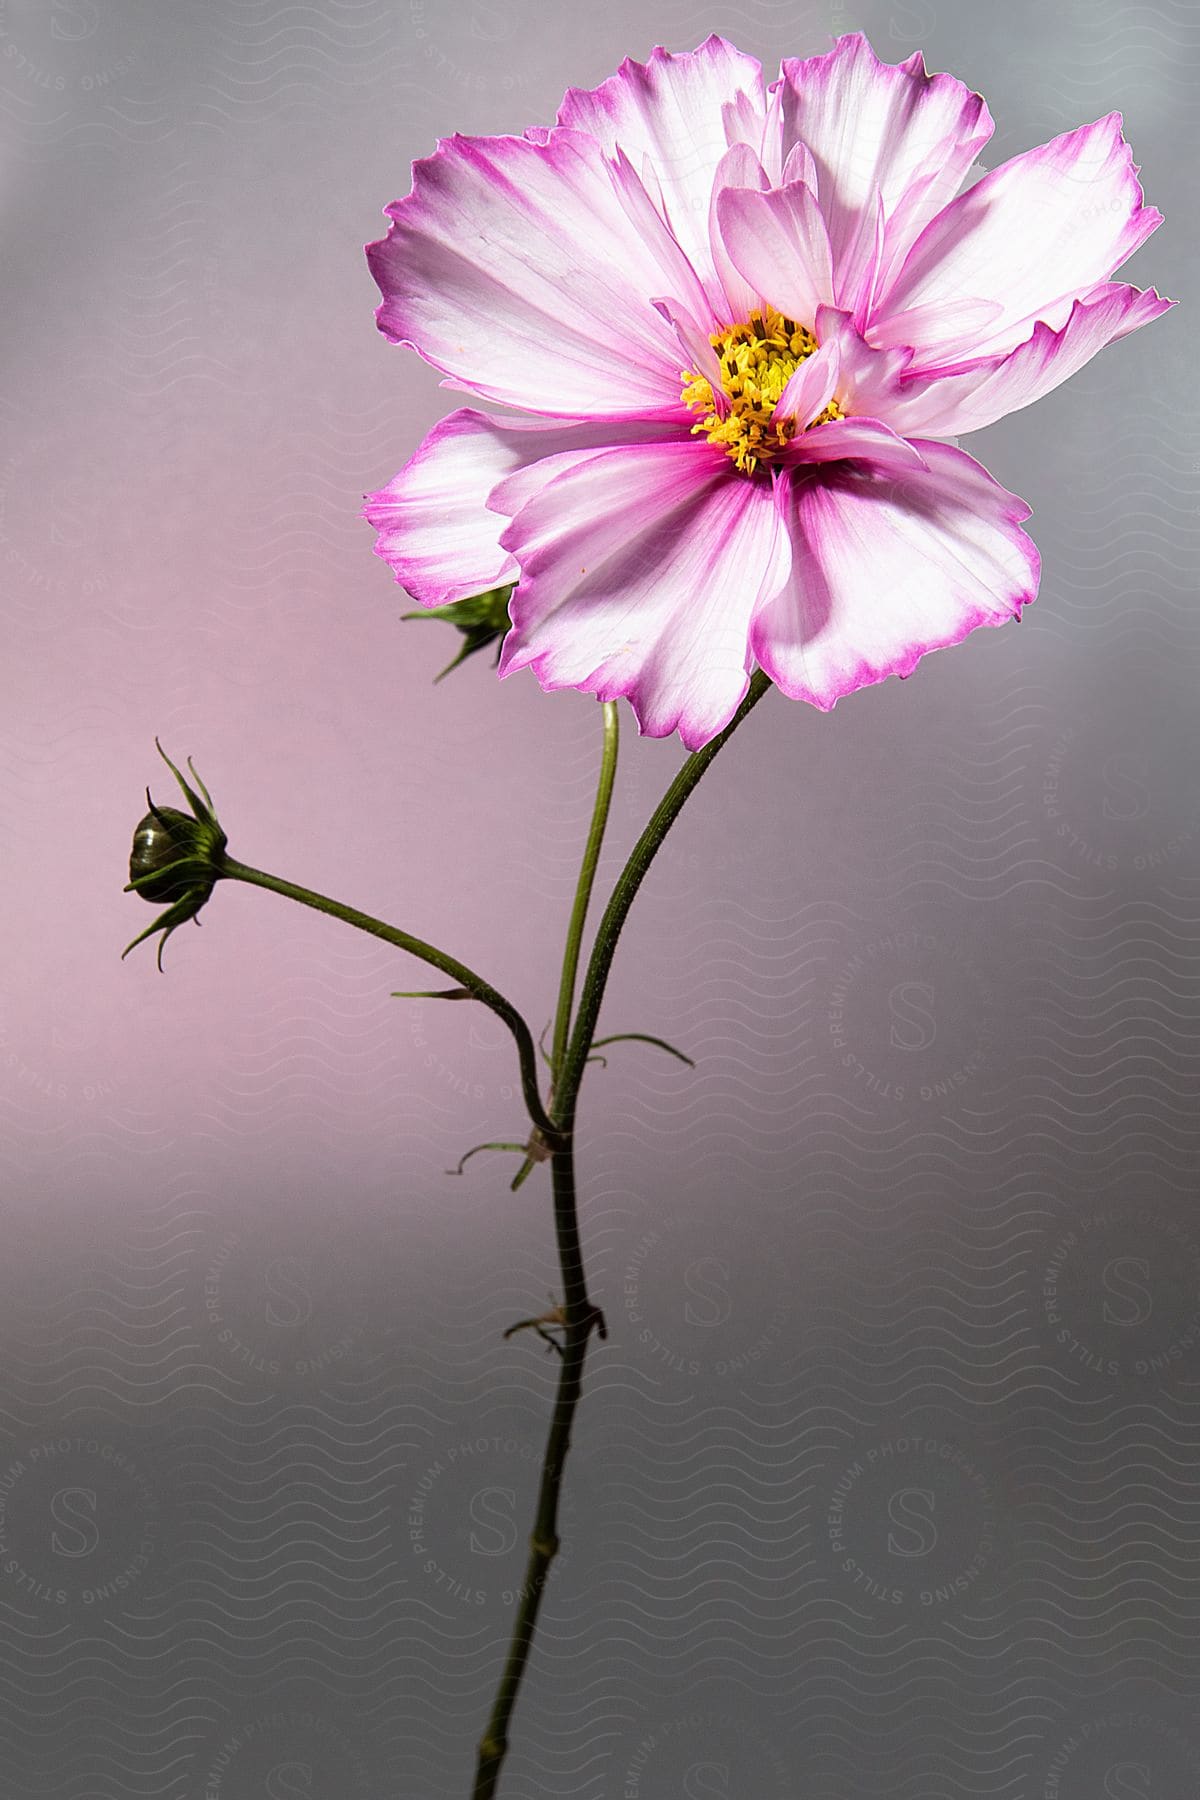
top-left (471, 670), bottom-right (772, 1798)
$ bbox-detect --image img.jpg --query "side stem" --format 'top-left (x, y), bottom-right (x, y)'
top-left (220, 857), bottom-right (556, 1141)
top-left (550, 701), bottom-right (620, 1083)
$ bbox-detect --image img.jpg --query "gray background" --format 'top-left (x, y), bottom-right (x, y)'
top-left (2, 0), bottom-right (1198, 1795)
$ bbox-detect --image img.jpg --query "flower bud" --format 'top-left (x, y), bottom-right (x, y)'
top-left (129, 804), bottom-right (223, 902)
top-left (123, 743), bottom-right (227, 969)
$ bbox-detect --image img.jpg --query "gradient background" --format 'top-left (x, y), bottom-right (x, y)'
top-left (3, 1), bottom-right (1198, 1795)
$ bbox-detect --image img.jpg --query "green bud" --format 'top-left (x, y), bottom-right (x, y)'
top-left (123, 742), bottom-right (227, 969)
top-left (401, 584), bottom-right (513, 683)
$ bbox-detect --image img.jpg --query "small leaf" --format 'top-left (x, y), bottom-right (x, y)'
top-left (121, 900), bottom-right (205, 971)
top-left (401, 584), bottom-right (514, 683)
top-left (536, 1019), bottom-right (555, 1074)
top-left (447, 1140), bottom-right (529, 1177)
top-left (153, 737), bottom-right (219, 827)
top-left (590, 1032), bottom-right (695, 1068)
top-left (503, 1299), bottom-right (567, 1357)
top-left (392, 987), bottom-right (473, 1001)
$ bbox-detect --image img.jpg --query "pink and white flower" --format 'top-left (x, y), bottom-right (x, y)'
top-left (365, 32), bottom-right (1171, 749)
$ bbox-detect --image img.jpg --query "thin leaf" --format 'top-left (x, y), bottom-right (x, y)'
top-left (392, 987), bottom-right (473, 1001)
top-left (590, 1031), bottom-right (695, 1068)
top-left (447, 1141), bottom-right (529, 1177)
top-left (536, 1019), bottom-right (556, 1074)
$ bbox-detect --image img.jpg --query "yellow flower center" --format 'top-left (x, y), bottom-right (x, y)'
top-left (680, 306), bottom-right (843, 475)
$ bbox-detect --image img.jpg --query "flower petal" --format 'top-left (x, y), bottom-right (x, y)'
top-left (885, 281), bottom-right (1176, 437)
top-left (707, 142), bottom-right (771, 320)
top-left (607, 145), bottom-right (720, 331)
top-left (716, 180), bottom-right (835, 327)
top-left (722, 85), bottom-right (770, 164)
top-left (652, 296), bottom-right (726, 394)
top-left (772, 33), bottom-right (994, 317)
top-left (783, 417), bottom-right (930, 477)
top-left (780, 140), bottom-right (819, 192)
top-left (876, 113), bottom-right (1164, 365)
top-left (496, 441), bottom-right (790, 749)
top-left (773, 338), bottom-right (840, 428)
top-left (809, 303), bottom-right (926, 419)
top-left (868, 297), bottom-right (1005, 362)
top-left (753, 440), bottom-right (1038, 708)
top-left (368, 129), bottom-right (692, 418)
top-left (365, 409), bottom-right (681, 606)
top-left (556, 36), bottom-right (767, 313)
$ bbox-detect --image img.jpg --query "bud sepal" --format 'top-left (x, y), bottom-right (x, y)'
top-left (123, 741), bottom-right (227, 969)
top-left (401, 584), bottom-right (513, 683)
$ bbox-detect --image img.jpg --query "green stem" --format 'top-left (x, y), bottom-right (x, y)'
top-left (557, 670), bottom-right (772, 1121)
top-left (471, 672), bottom-right (772, 1799)
top-left (549, 702), bottom-right (619, 1085)
top-left (473, 1143), bottom-right (602, 1800)
top-left (220, 857), bottom-right (556, 1142)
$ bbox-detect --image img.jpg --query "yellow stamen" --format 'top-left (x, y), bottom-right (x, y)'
top-left (680, 305), bottom-right (843, 476)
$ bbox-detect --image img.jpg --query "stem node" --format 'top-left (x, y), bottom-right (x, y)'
top-left (524, 1126), bottom-right (557, 1164)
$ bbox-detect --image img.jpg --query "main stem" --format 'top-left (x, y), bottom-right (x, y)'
top-left (474, 705), bottom-right (619, 1799)
top-left (473, 1146), bottom-right (595, 1800)
top-left (472, 672), bottom-right (772, 1798)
